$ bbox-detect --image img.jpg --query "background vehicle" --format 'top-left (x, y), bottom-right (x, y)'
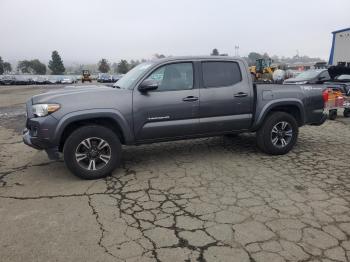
top-left (23, 56), bottom-right (327, 179)
top-left (249, 58), bottom-right (277, 82)
top-left (97, 73), bottom-right (111, 83)
top-left (61, 76), bottom-right (77, 84)
top-left (82, 70), bottom-right (92, 83)
top-left (324, 66), bottom-right (350, 118)
top-left (283, 69), bottom-right (330, 85)
top-left (0, 75), bottom-right (16, 85)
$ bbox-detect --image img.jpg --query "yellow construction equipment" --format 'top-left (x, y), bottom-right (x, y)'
top-left (249, 58), bottom-right (277, 82)
top-left (82, 70), bottom-right (92, 83)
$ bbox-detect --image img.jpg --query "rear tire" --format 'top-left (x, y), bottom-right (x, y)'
top-left (329, 109), bottom-right (337, 120)
top-left (343, 108), bottom-right (350, 118)
top-left (257, 112), bottom-right (298, 155)
top-left (63, 125), bottom-right (121, 179)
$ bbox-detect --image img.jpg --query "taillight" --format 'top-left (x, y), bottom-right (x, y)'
top-left (322, 89), bottom-right (329, 104)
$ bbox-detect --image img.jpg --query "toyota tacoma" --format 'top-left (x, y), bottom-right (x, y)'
top-left (23, 56), bottom-right (327, 179)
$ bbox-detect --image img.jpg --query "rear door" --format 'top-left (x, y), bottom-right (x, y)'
top-left (198, 60), bottom-right (253, 133)
top-left (133, 62), bottom-right (200, 141)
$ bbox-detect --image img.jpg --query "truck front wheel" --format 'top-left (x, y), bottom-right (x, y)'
top-left (257, 112), bottom-right (298, 155)
top-left (63, 125), bottom-right (121, 179)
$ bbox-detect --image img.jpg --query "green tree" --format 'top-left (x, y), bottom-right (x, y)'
top-left (17, 60), bottom-right (46, 74)
top-left (30, 59), bottom-right (46, 74)
top-left (129, 59), bottom-right (140, 70)
top-left (17, 60), bottom-right (32, 73)
top-left (0, 57), bottom-right (4, 75)
top-left (117, 60), bottom-right (130, 74)
top-left (247, 52), bottom-right (263, 66)
top-left (154, 54), bottom-right (165, 59)
top-left (3, 62), bottom-right (12, 73)
top-left (112, 62), bottom-right (118, 73)
top-left (48, 50), bottom-right (65, 74)
top-left (211, 48), bottom-right (219, 56)
top-left (98, 58), bottom-right (110, 73)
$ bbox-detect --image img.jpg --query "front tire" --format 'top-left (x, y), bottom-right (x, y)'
top-left (63, 125), bottom-right (121, 179)
top-left (257, 112), bottom-right (298, 155)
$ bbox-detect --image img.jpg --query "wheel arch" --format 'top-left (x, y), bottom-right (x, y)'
top-left (54, 109), bottom-right (133, 151)
top-left (254, 100), bottom-right (305, 130)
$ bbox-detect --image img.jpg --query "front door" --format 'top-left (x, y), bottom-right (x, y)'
top-left (133, 62), bottom-right (200, 141)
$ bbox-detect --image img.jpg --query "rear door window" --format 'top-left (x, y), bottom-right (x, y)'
top-left (202, 61), bottom-right (242, 88)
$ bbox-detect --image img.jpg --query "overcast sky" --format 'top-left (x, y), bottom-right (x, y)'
top-left (1, 0), bottom-right (349, 64)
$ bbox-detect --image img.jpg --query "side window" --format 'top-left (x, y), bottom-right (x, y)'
top-left (145, 63), bottom-right (193, 91)
top-left (202, 61), bottom-right (242, 88)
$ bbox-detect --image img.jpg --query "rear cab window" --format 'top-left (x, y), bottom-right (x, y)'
top-left (201, 61), bottom-right (242, 88)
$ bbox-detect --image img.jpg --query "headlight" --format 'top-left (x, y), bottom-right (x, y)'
top-left (32, 104), bottom-right (60, 117)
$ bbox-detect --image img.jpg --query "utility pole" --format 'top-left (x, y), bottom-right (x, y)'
top-left (235, 45), bottom-right (240, 56)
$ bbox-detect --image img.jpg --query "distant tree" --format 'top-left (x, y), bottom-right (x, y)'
top-left (117, 60), bottom-right (130, 74)
top-left (48, 50), bottom-right (65, 75)
top-left (18, 60), bottom-right (46, 74)
top-left (3, 62), bottom-right (12, 73)
top-left (129, 59), bottom-right (140, 70)
top-left (17, 60), bottom-right (32, 73)
top-left (112, 62), bottom-right (118, 73)
top-left (247, 52), bottom-right (263, 66)
top-left (211, 49), bottom-right (219, 56)
top-left (98, 58), bottom-right (110, 73)
top-left (30, 59), bottom-right (46, 74)
top-left (0, 57), bottom-right (4, 75)
top-left (154, 54), bottom-right (166, 59)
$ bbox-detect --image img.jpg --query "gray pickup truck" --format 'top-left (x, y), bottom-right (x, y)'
top-left (23, 56), bottom-right (327, 179)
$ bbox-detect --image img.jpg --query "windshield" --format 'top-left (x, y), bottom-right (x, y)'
top-left (336, 74), bottom-right (350, 81)
top-left (114, 62), bottom-right (154, 89)
top-left (295, 70), bottom-right (324, 80)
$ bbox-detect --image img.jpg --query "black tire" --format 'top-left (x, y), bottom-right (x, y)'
top-left (343, 108), bottom-right (350, 118)
top-left (63, 125), bottom-right (121, 179)
top-left (329, 109), bottom-right (337, 120)
top-left (256, 112), bottom-right (298, 155)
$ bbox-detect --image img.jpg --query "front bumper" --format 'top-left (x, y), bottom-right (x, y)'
top-left (23, 128), bottom-right (60, 160)
top-left (22, 128), bottom-right (52, 150)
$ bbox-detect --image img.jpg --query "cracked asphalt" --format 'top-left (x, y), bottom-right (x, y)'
top-left (1, 85), bottom-right (350, 262)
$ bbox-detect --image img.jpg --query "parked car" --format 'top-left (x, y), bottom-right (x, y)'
top-left (283, 69), bottom-right (331, 85)
top-left (0, 75), bottom-right (16, 85)
top-left (23, 56), bottom-right (327, 179)
top-left (97, 73), bottom-right (112, 83)
top-left (61, 76), bottom-right (77, 84)
top-left (33, 76), bottom-right (50, 85)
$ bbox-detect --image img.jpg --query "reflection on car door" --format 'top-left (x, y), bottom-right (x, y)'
top-left (133, 62), bottom-right (200, 141)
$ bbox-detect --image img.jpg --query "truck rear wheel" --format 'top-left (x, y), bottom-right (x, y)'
top-left (63, 125), bottom-right (121, 179)
top-left (257, 112), bottom-right (298, 155)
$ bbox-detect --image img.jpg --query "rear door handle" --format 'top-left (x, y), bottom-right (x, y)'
top-left (234, 92), bottom-right (248, 98)
top-left (183, 96), bottom-right (199, 102)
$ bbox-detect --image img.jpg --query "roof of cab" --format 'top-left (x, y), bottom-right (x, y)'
top-left (154, 56), bottom-right (245, 63)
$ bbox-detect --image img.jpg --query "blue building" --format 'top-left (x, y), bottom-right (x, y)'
top-left (328, 27), bottom-right (350, 66)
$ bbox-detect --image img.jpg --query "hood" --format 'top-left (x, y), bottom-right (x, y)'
top-left (32, 85), bottom-right (127, 104)
top-left (31, 85), bottom-right (133, 118)
top-left (328, 66), bottom-right (350, 80)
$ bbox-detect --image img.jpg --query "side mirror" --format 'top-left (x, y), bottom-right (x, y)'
top-left (138, 79), bottom-right (158, 92)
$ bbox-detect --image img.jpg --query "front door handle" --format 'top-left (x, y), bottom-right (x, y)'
top-left (234, 92), bottom-right (248, 98)
top-left (183, 96), bottom-right (199, 102)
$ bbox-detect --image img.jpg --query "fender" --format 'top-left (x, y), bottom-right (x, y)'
top-left (52, 108), bottom-right (134, 145)
top-left (252, 98), bottom-right (306, 129)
